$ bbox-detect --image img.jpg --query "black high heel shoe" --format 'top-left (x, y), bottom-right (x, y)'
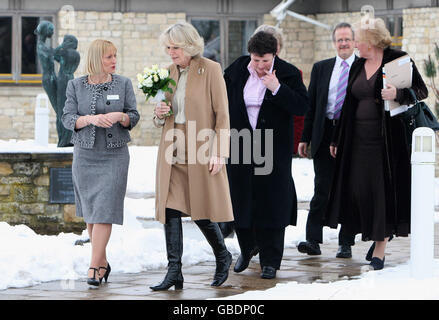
top-left (369, 257), bottom-right (385, 270)
top-left (87, 267), bottom-right (100, 286)
top-left (99, 263), bottom-right (111, 284)
top-left (365, 235), bottom-right (393, 261)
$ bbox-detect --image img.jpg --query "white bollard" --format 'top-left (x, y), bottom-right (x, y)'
top-left (35, 93), bottom-right (50, 146)
top-left (410, 127), bottom-right (436, 279)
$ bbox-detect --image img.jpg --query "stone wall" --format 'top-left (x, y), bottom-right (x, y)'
top-left (399, 7), bottom-right (439, 175)
top-left (263, 14), bottom-right (315, 86)
top-left (0, 86), bottom-right (58, 142)
top-left (402, 7), bottom-right (439, 114)
top-left (0, 152), bottom-right (84, 235)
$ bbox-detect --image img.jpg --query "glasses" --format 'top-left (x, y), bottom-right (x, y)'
top-left (336, 38), bottom-right (352, 44)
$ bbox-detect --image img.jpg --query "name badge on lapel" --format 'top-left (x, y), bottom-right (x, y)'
top-left (107, 95), bottom-right (119, 100)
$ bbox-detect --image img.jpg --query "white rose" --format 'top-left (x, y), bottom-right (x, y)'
top-left (158, 69), bottom-right (169, 79)
top-left (153, 75), bottom-right (159, 82)
top-left (142, 78), bottom-right (153, 87)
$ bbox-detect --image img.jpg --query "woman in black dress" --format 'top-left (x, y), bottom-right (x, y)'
top-left (324, 18), bottom-right (428, 270)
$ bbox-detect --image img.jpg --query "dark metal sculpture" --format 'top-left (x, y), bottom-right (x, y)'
top-left (35, 21), bottom-right (80, 147)
top-left (55, 35), bottom-right (80, 147)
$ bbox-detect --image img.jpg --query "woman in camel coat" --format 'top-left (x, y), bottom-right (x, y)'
top-left (150, 22), bottom-right (233, 291)
top-left (154, 55), bottom-right (233, 224)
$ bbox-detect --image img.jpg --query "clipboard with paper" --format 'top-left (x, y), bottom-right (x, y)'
top-left (382, 55), bottom-right (413, 116)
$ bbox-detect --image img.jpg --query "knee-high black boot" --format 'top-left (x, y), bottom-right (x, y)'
top-left (150, 210), bottom-right (184, 291)
top-left (195, 220), bottom-right (232, 287)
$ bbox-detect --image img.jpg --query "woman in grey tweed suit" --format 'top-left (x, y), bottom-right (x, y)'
top-left (62, 39), bottom-right (140, 287)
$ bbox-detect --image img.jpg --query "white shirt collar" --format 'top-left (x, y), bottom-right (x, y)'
top-left (335, 53), bottom-right (355, 68)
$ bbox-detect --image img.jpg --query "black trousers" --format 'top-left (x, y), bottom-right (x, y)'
top-left (235, 227), bottom-right (285, 270)
top-left (306, 119), bottom-right (355, 246)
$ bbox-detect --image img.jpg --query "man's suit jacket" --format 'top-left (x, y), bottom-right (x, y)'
top-left (300, 56), bottom-right (358, 157)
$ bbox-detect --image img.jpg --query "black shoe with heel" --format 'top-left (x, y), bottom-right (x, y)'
top-left (150, 264), bottom-right (184, 291)
top-left (150, 211), bottom-right (184, 291)
top-left (87, 267), bottom-right (100, 286)
top-left (99, 263), bottom-right (111, 284)
top-left (366, 235), bottom-right (393, 261)
top-left (369, 257), bottom-right (385, 270)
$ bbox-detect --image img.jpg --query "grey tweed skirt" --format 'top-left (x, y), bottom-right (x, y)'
top-left (72, 143), bottom-right (129, 225)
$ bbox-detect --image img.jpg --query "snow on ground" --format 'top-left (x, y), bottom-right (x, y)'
top-left (213, 261), bottom-right (439, 300)
top-left (126, 146), bottom-right (157, 196)
top-left (0, 207), bottom-right (321, 291)
top-left (0, 139), bottom-right (73, 153)
top-left (1, 141), bottom-right (439, 299)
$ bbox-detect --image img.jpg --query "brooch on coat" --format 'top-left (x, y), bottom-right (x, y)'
top-left (198, 67), bottom-right (205, 75)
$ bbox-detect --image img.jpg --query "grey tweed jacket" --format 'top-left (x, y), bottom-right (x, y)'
top-left (62, 74), bottom-right (140, 148)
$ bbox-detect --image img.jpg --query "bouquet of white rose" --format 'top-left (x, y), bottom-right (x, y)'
top-left (137, 64), bottom-right (176, 116)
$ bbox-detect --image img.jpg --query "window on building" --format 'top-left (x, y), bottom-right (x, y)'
top-left (191, 17), bottom-right (258, 68)
top-left (390, 15), bottom-right (403, 49)
top-left (0, 16), bottom-right (12, 75)
top-left (228, 20), bottom-right (257, 65)
top-left (378, 14), bottom-right (403, 49)
top-left (0, 14), bottom-right (53, 85)
top-left (192, 19), bottom-right (221, 63)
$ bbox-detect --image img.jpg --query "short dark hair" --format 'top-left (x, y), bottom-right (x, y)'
top-left (332, 22), bottom-right (354, 42)
top-left (247, 31), bottom-right (277, 56)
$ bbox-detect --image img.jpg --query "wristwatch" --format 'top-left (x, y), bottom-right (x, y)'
top-left (121, 114), bottom-right (126, 122)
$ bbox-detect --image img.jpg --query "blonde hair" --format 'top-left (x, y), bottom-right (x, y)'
top-left (353, 18), bottom-right (392, 49)
top-left (85, 39), bottom-right (117, 75)
top-left (254, 24), bottom-right (284, 52)
top-left (159, 22), bottom-right (204, 57)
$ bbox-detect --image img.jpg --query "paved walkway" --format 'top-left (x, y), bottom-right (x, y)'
top-left (1, 220), bottom-right (438, 300)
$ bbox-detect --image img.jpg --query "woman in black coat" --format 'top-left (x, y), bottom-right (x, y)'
top-left (224, 31), bottom-right (309, 279)
top-left (324, 18), bottom-right (428, 270)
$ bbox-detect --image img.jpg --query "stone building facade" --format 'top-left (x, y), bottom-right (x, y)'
top-left (0, 1), bottom-right (438, 145)
top-left (1, 1), bottom-right (439, 147)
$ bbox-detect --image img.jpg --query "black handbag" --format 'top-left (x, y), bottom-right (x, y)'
top-left (401, 88), bottom-right (439, 146)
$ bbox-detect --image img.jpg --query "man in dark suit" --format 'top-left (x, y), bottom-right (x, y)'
top-left (297, 22), bottom-right (357, 258)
